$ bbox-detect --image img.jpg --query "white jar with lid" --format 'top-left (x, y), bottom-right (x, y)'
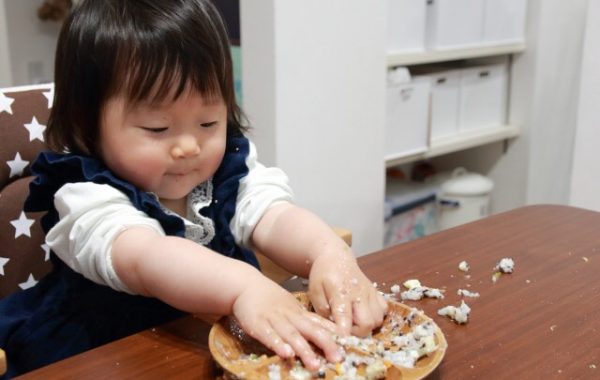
top-left (438, 168), bottom-right (494, 230)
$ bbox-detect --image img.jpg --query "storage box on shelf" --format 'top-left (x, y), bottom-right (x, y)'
top-left (424, 0), bottom-right (527, 51)
top-left (483, 0), bottom-right (528, 45)
top-left (426, 0), bottom-right (485, 50)
top-left (386, 0), bottom-right (426, 54)
top-left (384, 0), bottom-right (525, 167)
top-left (384, 177), bottom-right (440, 247)
top-left (426, 69), bottom-right (461, 140)
top-left (385, 68), bottom-right (431, 161)
top-left (386, 59), bottom-right (511, 166)
top-left (386, 0), bottom-right (527, 66)
top-left (459, 62), bottom-right (508, 131)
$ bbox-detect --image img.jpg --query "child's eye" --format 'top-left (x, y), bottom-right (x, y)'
top-left (200, 121), bottom-right (218, 128)
top-left (140, 126), bottom-right (168, 133)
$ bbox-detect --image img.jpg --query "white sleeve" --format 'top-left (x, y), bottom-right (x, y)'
top-left (230, 141), bottom-right (294, 247)
top-left (45, 182), bottom-right (166, 294)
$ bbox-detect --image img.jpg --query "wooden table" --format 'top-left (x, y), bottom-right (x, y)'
top-left (16, 205), bottom-right (600, 379)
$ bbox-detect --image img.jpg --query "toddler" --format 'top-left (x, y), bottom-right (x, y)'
top-left (0, 0), bottom-right (387, 377)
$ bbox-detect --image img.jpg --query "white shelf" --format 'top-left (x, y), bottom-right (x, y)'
top-left (387, 42), bottom-right (526, 67)
top-left (385, 124), bottom-right (519, 167)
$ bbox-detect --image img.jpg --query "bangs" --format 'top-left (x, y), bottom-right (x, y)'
top-left (96, 0), bottom-right (232, 107)
top-left (109, 44), bottom-right (223, 106)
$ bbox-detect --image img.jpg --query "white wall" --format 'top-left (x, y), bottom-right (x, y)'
top-left (242, 1), bottom-right (387, 255)
top-left (0, 2), bottom-right (12, 86)
top-left (0, 0), bottom-right (60, 86)
top-left (570, 0), bottom-right (600, 210)
top-left (524, 0), bottom-right (588, 205)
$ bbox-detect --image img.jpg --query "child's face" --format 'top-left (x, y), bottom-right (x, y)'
top-left (99, 90), bottom-right (227, 201)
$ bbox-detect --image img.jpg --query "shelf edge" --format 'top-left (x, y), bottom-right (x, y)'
top-left (385, 125), bottom-right (520, 167)
top-left (387, 42), bottom-right (526, 67)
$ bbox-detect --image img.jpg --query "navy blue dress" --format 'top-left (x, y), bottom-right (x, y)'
top-left (0, 133), bottom-right (259, 378)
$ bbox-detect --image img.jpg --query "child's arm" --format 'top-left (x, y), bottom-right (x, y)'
top-left (251, 202), bottom-right (388, 337)
top-left (111, 227), bottom-right (341, 370)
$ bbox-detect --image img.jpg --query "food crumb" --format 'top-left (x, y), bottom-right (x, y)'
top-left (390, 284), bottom-right (401, 294)
top-left (494, 258), bottom-right (515, 274)
top-left (458, 261), bottom-right (470, 272)
top-left (492, 272), bottom-right (502, 283)
top-left (583, 256), bottom-right (589, 262)
top-left (401, 285), bottom-right (445, 301)
top-left (590, 364), bottom-right (597, 369)
top-left (457, 289), bottom-right (480, 298)
top-left (403, 279), bottom-right (422, 289)
top-left (526, 279), bottom-right (531, 284)
top-left (550, 325), bottom-right (557, 331)
top-left (438, 300), bottom-right (471, 324)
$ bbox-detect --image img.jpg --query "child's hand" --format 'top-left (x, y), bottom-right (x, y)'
top-left (308, 251), bottom-right (388, 337)
top-left (232, 277), bottom-right (342, 371)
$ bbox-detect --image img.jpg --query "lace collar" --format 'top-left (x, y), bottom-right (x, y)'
top-left (154, 180), bottom-right (216, 245)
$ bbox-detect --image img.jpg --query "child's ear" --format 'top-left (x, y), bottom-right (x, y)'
top-left (37, 0), bottom-right (73, 22)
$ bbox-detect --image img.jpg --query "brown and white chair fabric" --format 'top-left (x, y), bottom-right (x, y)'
top-left (0, 84), bottom-right (54, 299)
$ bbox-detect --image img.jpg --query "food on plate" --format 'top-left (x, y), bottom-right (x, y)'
top-left (209, 292), bottom-right (447, 380)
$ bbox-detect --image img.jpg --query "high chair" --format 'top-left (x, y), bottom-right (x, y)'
top-left (0, 83), bottom-right (352, 374)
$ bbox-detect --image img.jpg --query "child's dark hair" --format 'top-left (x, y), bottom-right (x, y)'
top-left (46, 0), bottom-right (247, 155)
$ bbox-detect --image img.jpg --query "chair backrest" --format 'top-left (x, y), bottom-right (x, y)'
top-left (0, 84), bottom-right (54, 298)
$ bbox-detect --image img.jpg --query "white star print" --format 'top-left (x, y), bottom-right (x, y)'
top-left (43, 86), bottom-right (54, 108)
top-left (19, 274), bottom-right (38, 290)
top-left (6, 152), bottom-right (29, 178)
top-left (0, 257), bottom-right (9, 276)
top-left (10, 211), bottom-right (35, 238)
top-left (41, 243), bottom-right (51, 261)
top-left (0, 91), bottom-right (15, 114)
top-left (24, 116), bottom-right (46, 142)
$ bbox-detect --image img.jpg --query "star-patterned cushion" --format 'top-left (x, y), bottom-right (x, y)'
top-left (0, 84), bottom-right (54, 298)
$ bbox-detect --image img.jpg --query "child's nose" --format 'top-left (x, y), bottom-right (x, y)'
top-left (171, 135), bottom-right (200, 159)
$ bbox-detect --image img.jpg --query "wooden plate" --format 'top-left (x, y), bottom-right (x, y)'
top-left (209, 292), bottom-right (447, 379)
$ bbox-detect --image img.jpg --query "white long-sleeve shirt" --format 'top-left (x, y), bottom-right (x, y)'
top-left (45, 141), bottom-right (293, 294)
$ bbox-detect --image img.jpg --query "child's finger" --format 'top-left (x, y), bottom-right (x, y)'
top-left (248, 322), bottom-right (294, 360)
top-left (291, 312), bottom-right (342, 364)
top-left (271, 316), bottom-right (321, 371)
top-left (308, 285), bottom-right (331, 318)
top-left (350, 298), bottom-right (378, 337)
top-left (376, 291), bottom-right (389, 314)
top-left (305, 312), bottom-right (340, 335)
top-left (329, 292), bottom-right (352, 336)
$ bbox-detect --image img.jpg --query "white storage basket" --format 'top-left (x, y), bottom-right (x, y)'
top-left (385, 69), bottom-right (431, 159)
top-left (429, 69), bottom-right (461, 139)
top-left (483, 0), bottom-right (528, 45)
top-left (426, 0), bottom-right (485, 50)
top-left (386, 0), bottom-right (427, 53)
top-left (459, 63), bottom-right (508, 131)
